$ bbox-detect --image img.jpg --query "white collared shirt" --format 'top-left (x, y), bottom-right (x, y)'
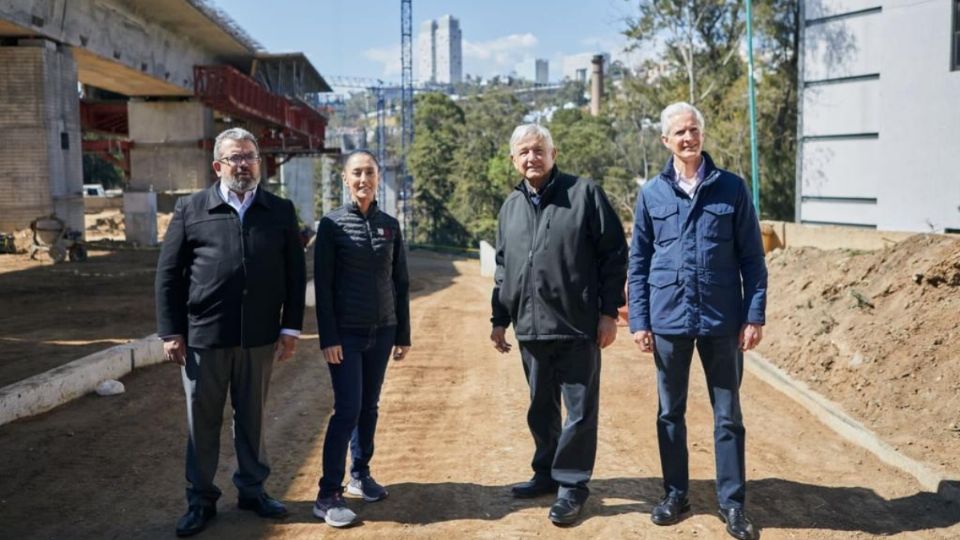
top-left (218, 181), bottom-right (257, 222)
top-left (674, 157), bottom-right (705, 197)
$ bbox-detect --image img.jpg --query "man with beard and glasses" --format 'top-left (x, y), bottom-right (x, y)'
top-left (156, 127), bottom-right (306, 537)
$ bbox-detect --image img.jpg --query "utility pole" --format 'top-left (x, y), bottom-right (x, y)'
top-left (400, 0), bottom-right (414, 239)
top-left (746, 0), bottom-right (761, 215)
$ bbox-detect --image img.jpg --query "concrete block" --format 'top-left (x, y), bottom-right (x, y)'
top-left (0, 347), bottom-right (131, 426)
top-left (0, 334), bottom-right (167, 426)
top-left (479, 240), bottom-right (496, 277)
top-left (123, 191), bottom-right (158, 246)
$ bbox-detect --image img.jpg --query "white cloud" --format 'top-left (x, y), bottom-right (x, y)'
top-left (363, 45), bottom-right (402, 78)
top-left (462, 33), bottom-right (538, 78)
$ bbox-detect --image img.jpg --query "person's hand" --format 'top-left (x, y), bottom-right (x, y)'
top-left (739, 323), bottom-right (763, 351)
top-left (633, 330), bottom-right (655, 353)
top-left (163, 336), bottom-right (186, 366)
top-left (490, 326), bottom-right (512, 353)
top-left (393, 345), bottom-right (410, 361)
top-left (322, 345), bottom-right (344, 364)
top-left (274, 334), bottom-right (298, 362)
top-left (596, 315), bottom-right (618, 349)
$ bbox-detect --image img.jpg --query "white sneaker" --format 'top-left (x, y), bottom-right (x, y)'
top-left (346, 475), bottom-right (389, 502)
top-left (312, 493), bottom-right (357, 528)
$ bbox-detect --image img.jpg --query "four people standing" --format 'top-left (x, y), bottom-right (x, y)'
top-left (490, 124), bottom-right (628, 526)
top-left (628, 102), bottom-right (767, 540)
top-left (156, 107), bottom-right (765, 538)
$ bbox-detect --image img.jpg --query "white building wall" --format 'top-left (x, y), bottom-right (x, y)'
top-left (798, 0), bottom-right (960, 232)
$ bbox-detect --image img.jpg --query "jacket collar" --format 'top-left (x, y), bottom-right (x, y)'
top-left (516, 165), bottom-right (560, 200)
top-left (660, 151), bottom-right (718, 183)
top-left (205, 181), bottom-right (272, 211)
top-left (348, 199), bottom-right (379, 218)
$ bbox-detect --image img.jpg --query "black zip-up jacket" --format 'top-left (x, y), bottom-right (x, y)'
top-left (155, 183), bottom-right (306, 349)
top-left (314, 201), bottom-right (411, 348)
top-left (491, 167), bottom-right (628, 341)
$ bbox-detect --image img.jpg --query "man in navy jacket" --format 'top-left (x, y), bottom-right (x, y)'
top-left (156, 127), bottom-right (305, 537)
top-left (628, 102), bottom-right (766, 540)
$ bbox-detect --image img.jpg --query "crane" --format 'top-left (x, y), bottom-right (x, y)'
top-left (400, 0), bottom-right (414, 237)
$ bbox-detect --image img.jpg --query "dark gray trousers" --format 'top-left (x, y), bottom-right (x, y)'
top-left (519, 339), bottom-right (600, 503)
top-left (181, 344), bottom-right (275, 508)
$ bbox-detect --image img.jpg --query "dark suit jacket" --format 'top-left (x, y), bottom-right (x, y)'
top-left (155, 182), bottom-right (306, 349)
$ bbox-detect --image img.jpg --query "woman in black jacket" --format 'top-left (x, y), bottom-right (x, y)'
top-left (311, 150), bottom-right (411, 528)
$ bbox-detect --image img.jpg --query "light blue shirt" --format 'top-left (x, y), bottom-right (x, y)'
top-left (218, 181), bottom-right (257, 222)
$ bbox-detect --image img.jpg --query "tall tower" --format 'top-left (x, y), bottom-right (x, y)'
top-left (416, 19), bottom-right (436, 84)
top-left (434, 15), bottom-right (462, 84)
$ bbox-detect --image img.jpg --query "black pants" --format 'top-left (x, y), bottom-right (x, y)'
top-left (181, 344), bottom-right (275, 508)
top-left (519, 339), bottom-right (600, 503)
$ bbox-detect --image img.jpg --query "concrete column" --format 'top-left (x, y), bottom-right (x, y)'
top-left (122, 191), bottom-right (157, 246)
top-left (127, 100), bottom-right (214, 193)
top-left (590, 54), bottom-right (604, 117)
top-left (320, 156), bottom-right (340, 216)
top-left (280, 157), bottom-right (317, 228)
top-left (0, 39), bottom-right (84, 234)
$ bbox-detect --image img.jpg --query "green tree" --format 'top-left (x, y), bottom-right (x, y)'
top-left (407, 93), bottom-right (468, 245)
top-left (449, 91), bottom-right (527, 245)
top-left (622, 0), bottom-right (800, 220)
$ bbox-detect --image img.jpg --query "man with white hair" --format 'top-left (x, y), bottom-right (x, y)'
top-left (628, 102), bottom-right (766, 540)
top-left (490, 124), bottom-right (627, 526)
top-left (156, 127), bottom-right (306, 536)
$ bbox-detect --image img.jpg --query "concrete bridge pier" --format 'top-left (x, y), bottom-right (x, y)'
top-left (0, 39), bottom-right (84, 235)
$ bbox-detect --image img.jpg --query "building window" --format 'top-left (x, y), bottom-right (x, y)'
top-left (954, 0), bottom-right (960, 70)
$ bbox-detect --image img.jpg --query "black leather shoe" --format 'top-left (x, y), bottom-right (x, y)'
top-left (510, 478), bottom-right (558, 498)
top-left (548, 497), bottom-right (584, 526)
top-left (175, 505), bottom-right (216, 537)
top-left (718, 507), bottom-right (758, 540)
top-left (651, 495), bottom-right (690, 525)
top-left (238, 493), bottom-right (289, 519)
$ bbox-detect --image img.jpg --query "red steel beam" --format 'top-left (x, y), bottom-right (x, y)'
top-left (79, 102), bottom-right (129, 136)
top-left (194, 65), bottom-right (328, 153)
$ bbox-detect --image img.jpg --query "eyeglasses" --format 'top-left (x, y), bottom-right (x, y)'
top-left (219, 153), bottom-right (262, 166)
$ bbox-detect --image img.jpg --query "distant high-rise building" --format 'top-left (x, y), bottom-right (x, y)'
top-left (417, 15), bottom-right (462, 85)
top-left (416, 19), bottom-right (436, 84)
top-left (516, 58), bottom-right (549, 84)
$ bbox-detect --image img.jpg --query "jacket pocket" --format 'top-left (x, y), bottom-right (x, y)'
top-left (648, 268), bottom-right (683, 328)
top-left (649, 204), bottom-right (679, 245)
top-left (702, 203), bottom-right (734, 241)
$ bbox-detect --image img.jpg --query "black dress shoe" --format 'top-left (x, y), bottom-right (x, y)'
top-left (651, 495), bottom-right (690, 525)
top-left (718, 507), bottom-right (758, 540)
top-left (238, 492), bottom-right (289, 519)
top-left (175, 505), bottom-right (216, 537)
top-left (510, 478), bottom-right (558, 498)
top-left (548, 497), bottom-right (584, 526)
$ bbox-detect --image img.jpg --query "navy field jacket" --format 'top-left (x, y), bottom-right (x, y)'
top-left (627, 152), bottom-right (767, 336)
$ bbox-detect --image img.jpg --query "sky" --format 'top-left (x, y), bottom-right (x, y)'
top-left (214, 0), bottom-right (647, 88)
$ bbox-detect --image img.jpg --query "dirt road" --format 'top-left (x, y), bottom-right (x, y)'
top-left (0, 252), bottom-right (957, 539)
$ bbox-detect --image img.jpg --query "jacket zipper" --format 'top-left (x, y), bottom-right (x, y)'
top-left (362, 211), bottom-right (379, 327)
top-left (529, 198), bottom-right (542, 337)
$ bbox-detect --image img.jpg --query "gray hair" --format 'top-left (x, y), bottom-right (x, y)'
top-left (213, 127), bottom-right (259, 161)
top-left (509, 124), bottom-right (554, 155)
top-left (660, 102), bottom-right (705, 137)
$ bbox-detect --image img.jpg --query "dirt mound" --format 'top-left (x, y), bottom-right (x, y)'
top-left (758, 234), bottom-right (960, 476)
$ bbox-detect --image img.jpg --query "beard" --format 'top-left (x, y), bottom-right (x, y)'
top-left (221, 171), bottom-right (259, 193)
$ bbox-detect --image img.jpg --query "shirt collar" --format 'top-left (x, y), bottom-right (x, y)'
top-left (673, 155), bottom-right (705, 185)
top-left (218, 181), bottom-right (258, 208)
